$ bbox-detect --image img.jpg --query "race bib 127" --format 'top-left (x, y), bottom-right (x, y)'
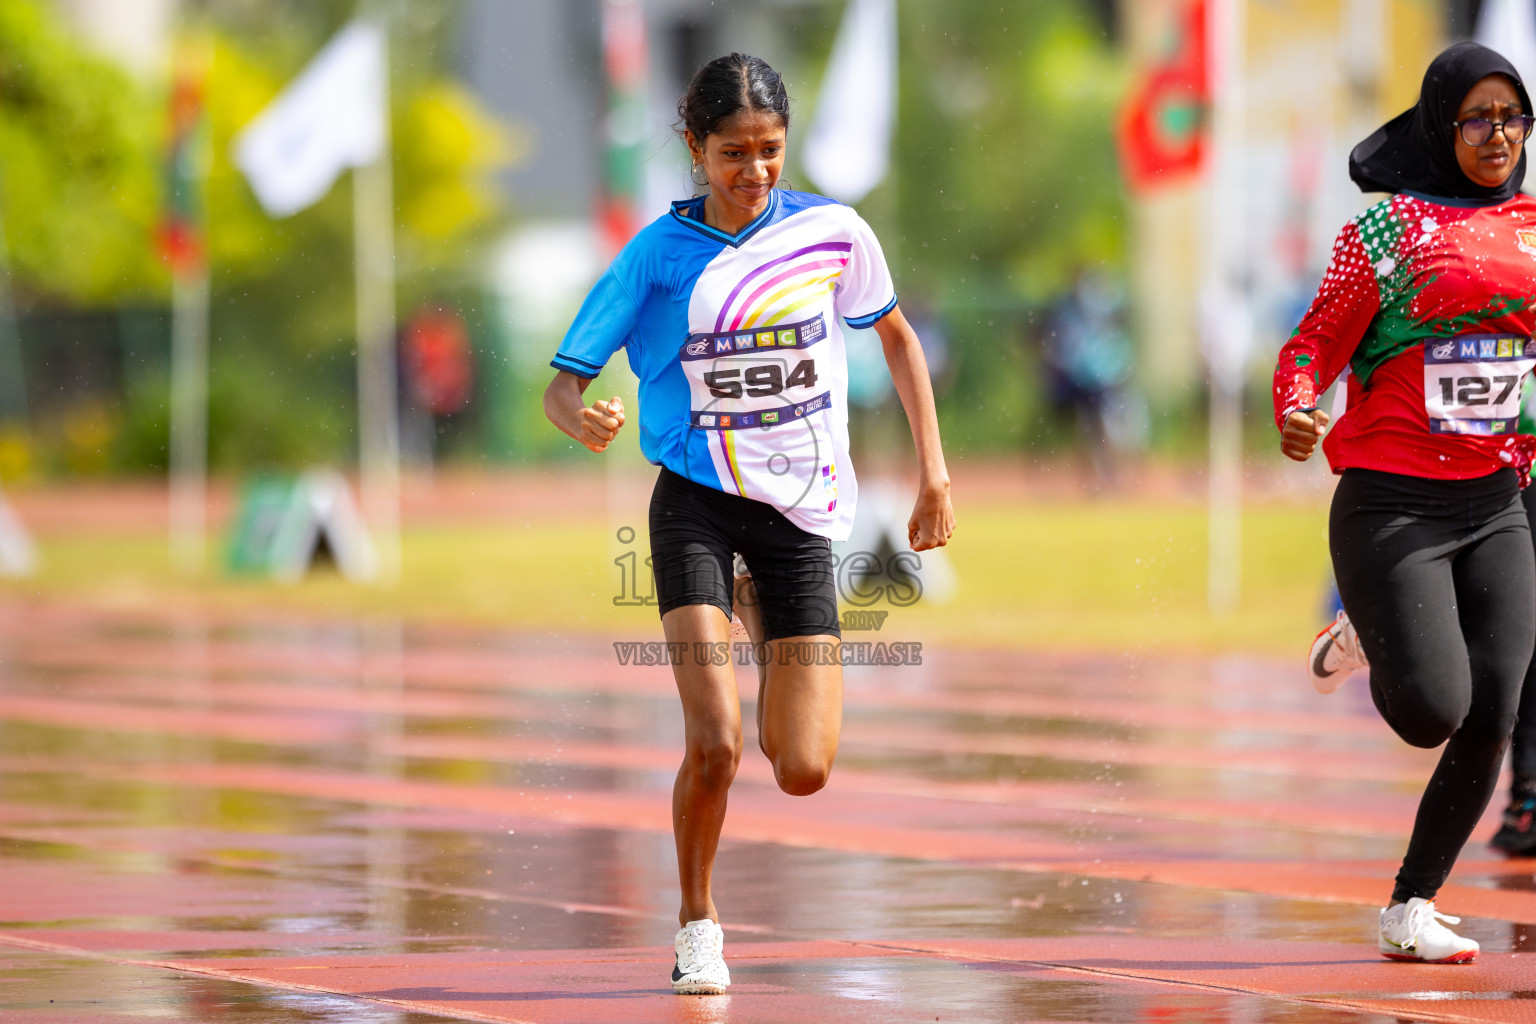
top-left (1424, 334), bottom-right (1536, 435)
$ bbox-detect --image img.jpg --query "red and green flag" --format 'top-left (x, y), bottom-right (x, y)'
top-left (1117, 0), bottom-right (1209, 192)
top-left (599, 0), bottom-right (648, 258)
top-left (159, 39), bottom-right (209, 276)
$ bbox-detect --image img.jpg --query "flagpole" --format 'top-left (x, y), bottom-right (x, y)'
top-left (599, 0), bottom-right (648, 565)
top-left (169, 267), bottom-right (211, 574)
top-left (229, 14), bottom-right (393, 582)
top-left (1206, 0), bottom-right (1245, 615)
top-left (166, 33), bottom-right (212, 577)
top-left (354, 13), bottom-right (400, 585)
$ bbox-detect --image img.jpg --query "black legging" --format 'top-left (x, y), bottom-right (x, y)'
top-left (1513, 487), bottom-right (1536, 790)
top-left (1331, 467), bottom-right (1534, 903)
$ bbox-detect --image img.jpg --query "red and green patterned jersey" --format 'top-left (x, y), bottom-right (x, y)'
top-left (1273, 192), bottom-right (1536, 480)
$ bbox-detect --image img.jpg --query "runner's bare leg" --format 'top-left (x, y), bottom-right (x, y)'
top-left (664, 604), bottom-right (741, 926)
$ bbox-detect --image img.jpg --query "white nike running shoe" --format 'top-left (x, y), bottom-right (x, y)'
top-left (1379, 898), bottom-right (1479, 963)
top-left (1309, 610), bottom-right (1367, 694)
top-left (672, 918), bottom-right (730, 994)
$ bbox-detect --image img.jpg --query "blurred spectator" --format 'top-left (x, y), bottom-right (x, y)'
top-left (400, 304), bottom-right (474, 466)
top-left (1041, 270), bottom-right (1138, 486)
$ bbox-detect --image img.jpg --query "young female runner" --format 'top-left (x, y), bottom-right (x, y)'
top-left (544, 53), bottom-right (954, 993)
top-left (1281, 42), bottom-right (1536, 963)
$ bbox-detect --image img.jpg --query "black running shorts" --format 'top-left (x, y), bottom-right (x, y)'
top-left (648, 467), bottom-right (841, 640)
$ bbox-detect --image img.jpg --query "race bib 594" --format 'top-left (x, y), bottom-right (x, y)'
top-left (679, 313), bottom-right (829, 430)
top-left (1424, 334), bottom-right (1536, 436)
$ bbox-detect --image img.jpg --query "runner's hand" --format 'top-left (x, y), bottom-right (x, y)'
top-left (1281, 408), bottom-right (1329, 462)
top-left (580, 397), bottom-right (625, 453)
top-left (908, 482), bottom-right (955, 552)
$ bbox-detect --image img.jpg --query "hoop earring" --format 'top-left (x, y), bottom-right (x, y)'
top-left (690, 163), bottom-right (709, 188)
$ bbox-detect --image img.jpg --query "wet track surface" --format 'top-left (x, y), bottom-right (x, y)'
top-left (0, 602), bottom-right (1532, 1022)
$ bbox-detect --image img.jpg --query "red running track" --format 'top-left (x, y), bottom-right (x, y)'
top-left (0, 601), bottom-right (1530, 1022)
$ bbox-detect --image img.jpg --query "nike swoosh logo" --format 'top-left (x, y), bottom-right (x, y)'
top-left (1312, 636), bottom-right (1336, 679)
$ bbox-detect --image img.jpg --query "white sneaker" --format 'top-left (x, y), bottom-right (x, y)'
top-left (1309, 610), bottom-right (1367, 694)
top-left (1379, 898), bottom-right (1479, 963)
top-left (672, 919), bottom-right (730, 994)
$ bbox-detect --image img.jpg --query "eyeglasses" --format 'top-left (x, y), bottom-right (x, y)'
top-left (1453, 115), bottom-right (1536, 146)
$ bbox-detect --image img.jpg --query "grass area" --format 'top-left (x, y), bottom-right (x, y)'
top-left (1, 491), bottom-right (1334, 656)
top-left (923, 500), bottom-right (1331, 651)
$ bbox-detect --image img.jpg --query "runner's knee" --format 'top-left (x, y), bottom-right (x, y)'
top-left (686, 733), bottom-right (742, 787)
top-left (773, 754), bottom-right (830, 796)
top-left (1371, 665), bottom-right (1469, 748)
top-left (1383, 696), bottom-right (1464, 749)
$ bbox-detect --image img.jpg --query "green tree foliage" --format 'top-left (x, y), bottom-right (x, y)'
top-left (0, 0), bottom-right (516, 473)
top-left (0, 1), bottom-right (160, 305)
top-left (840, 0), bottom-right (1127, 452)
top-left (878, 0), bottom-right (1125, 305)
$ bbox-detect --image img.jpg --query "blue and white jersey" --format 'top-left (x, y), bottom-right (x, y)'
top-left (552, 189), bottom-right (897, 541)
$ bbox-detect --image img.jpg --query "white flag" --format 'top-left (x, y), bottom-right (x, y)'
top-left (803, 0), bottom-right (896, 205)
top-left (1476, 0), bottom-right (1536, 99)
top-left (234, 21), bottom-right (386, 218)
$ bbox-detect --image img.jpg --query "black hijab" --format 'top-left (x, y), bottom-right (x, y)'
top-left (1349, 41), bottom-right (1531, 202)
